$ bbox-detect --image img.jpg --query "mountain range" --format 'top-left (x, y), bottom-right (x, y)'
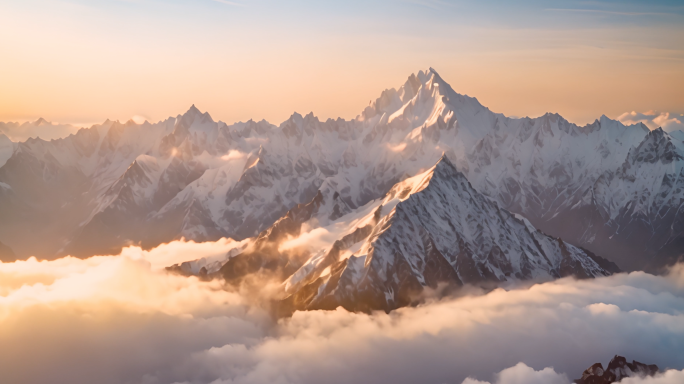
top-left (1, 68), bottom-right (682, 309)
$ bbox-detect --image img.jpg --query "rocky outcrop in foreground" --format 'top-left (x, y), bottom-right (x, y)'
top-left (575, 355), bottom-right (659, 384)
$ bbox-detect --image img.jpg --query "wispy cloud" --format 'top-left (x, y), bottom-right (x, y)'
top-left (618, 110), bottom-right (684, 132)
top-left (462, 363), bottom-right (571, 384)
top-left (403, 0), bottom-right (455, 11)
top-left (545, 8), bottom-right (672, 16)
top-left (212, 0), bottom-right (246, 7)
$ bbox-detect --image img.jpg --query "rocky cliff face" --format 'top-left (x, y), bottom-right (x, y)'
top-left (209, 156), bottom-right (616, 313)
top-left (276, 156), bottom-right (616, 313)
top-left (575, 356), bottom-right (659, 384)
top-left (559, 128), bottom-right (684, 271)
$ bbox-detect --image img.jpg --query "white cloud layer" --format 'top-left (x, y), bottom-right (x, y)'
top-left (1, 241), bottom-right (684, 384)
top-left (618, 111), bottom-right (684, 132)
top-left (621, 370), bottom-right (684, 384)
top-left (462, 363), bottom-right (570, 384)
top-left (462, 363), bottom-right (684, 384)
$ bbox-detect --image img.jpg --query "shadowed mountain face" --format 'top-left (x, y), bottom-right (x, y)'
top-left (168, 155), bottom-right (617, 314)
top-left (0, 69), bottom-right (678, 275)
top-left (271, 156), bottom-right (616, 314)
top-left (552, 128), bottom-right (684, 271)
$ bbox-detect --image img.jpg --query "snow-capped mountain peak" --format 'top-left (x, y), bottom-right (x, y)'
top-left (0, 67), bottom-right (677, 279)
top-left (272, 155), bottom-right (615, 313)
top-left (627, 127), bottom-right (683, 164)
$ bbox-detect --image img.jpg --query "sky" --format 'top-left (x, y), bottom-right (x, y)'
top-left (0, 0), bottom-right (683, 129)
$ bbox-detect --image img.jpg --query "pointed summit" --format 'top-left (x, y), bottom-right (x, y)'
top-left (288, 112), bottom-right (304, 122)
top-left (629, 126), bottom-right (683, 165)
top-left (177, 104), bottom-right (214, 126)
top-left (427, 67), bottom-right (445, 82)
top-left (435, 152), bottom-right (455, 168)
top-left (363, 67), bottom-right (460, 122)
top-left (34, 117), bottom-right (50, 126)
top-left (419, 67), bottom-right (448, 88)
top-left (187, 104), bottom-right (200, 114)
top-left (181, 104), bottom-right (203, 119)
top-left (635, 122), bottom-right (650, 133)
top-left (423, 154), bottom-right (464, 188)
top-left (280, 146), bottom-right (614, 313)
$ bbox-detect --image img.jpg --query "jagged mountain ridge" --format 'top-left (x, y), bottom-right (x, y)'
top-left (559, 128), bottom-right (684, 270)
top-left (0, 118), bottom-right (80, 143)
top-left (194, 155), bottom-right (617, 313)
top-left (575, 355), bottom-right (659, 384)
top-left (0, 68), bottom-right (677, 272)
top-left (271, 156), bottom-right (616, 313)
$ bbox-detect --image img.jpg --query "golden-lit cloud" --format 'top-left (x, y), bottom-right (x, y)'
top-left (617, 111), bottom-right (684, 132)
top-left (131, 115), bottom-right (148, 124)
top-left (220, 150), bottom-right (248, 162)
top-left (118, 237), bottom-right (248, 270)
top-left (277, 225), bottom-right (338, 253)
top-left (387, 142), bottom-right (408, 152)
top-left (2, 238), bottom-right (684, 383)
top-left (462, 364), bottom-right (570, 384)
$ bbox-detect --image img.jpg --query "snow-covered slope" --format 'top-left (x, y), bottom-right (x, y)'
top-left (272, 156), bottom-right (615, 313)
top-left (0, 118), bottom-right (177, 257)
top-left (463, 114), bottom-right (649, 223)
top-left (0, 134), bottom-right (15, 168)
top-left (0, 68), bottom-right (676, 272)
top-left (561, 128), bottom-right (684, 270)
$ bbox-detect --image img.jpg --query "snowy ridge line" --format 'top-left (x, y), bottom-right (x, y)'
top-left (175, 155), bottom-right (617, 313)
top-left (0, 68), bottom-right (678, 274)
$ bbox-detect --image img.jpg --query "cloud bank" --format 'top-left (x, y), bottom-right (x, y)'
top-left (618, 111), bottom-right (684, 132)
top-left (1, 241), bottom-right (684, 384)
top-left (463, 363), bottom-right (684, 384)
top-left (462, 363), bottom-right (570, 384)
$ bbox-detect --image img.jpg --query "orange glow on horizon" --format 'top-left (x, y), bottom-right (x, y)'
top-left (1, 1), bottom-right (682, 129)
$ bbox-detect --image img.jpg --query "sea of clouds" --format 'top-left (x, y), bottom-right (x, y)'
top-left (1, 240), bottom-right (683, 384)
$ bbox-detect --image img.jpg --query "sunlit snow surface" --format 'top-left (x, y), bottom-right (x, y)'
top-left (1, 68), bottom-right (675, 272)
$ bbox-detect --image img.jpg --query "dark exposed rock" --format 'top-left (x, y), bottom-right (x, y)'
top-left (575, 355), bottom-right (659, 384)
